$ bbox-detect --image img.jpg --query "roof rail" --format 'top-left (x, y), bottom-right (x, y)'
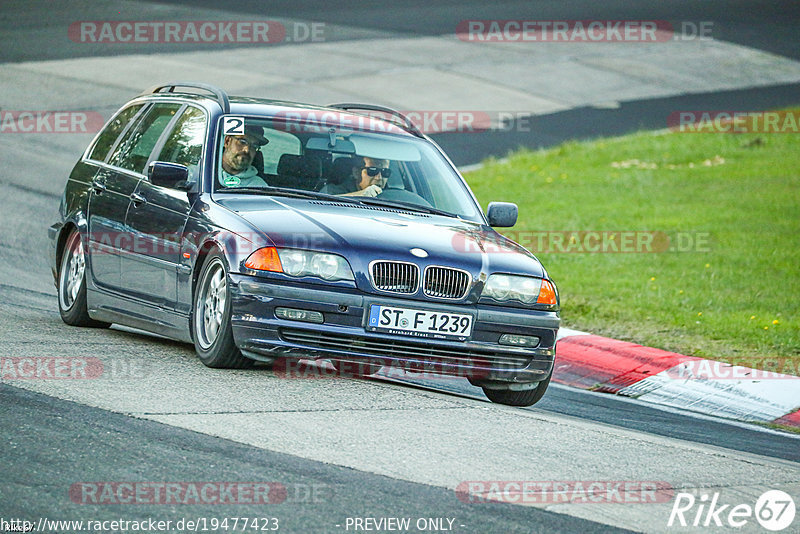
top-left (142, 82), bottom-right (230, 114)
top-left (327, 103), bottom-right (423, 137)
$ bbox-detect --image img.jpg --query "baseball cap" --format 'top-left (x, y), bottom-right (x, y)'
top-left (243, 124), bottom-right (269, 146)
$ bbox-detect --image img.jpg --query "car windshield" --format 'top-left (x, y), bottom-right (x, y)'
top-left (212, 115), bottom-right (483, 222)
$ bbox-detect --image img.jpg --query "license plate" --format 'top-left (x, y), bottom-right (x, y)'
top-left (366, 305), bottom-right (473, 340)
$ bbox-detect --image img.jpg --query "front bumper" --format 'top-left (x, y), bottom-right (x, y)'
top-left (229, 274), bottom-right (559, 384)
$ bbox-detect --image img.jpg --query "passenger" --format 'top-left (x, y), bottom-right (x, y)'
top-left (219, 125), bottom-right (269, 188)
top-left (322, 156), bottom-right (391, 197)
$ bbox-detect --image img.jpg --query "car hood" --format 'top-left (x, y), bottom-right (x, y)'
top-left (217, 196), bottom-right (545, 279)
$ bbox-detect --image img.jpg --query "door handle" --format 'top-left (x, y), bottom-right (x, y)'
top-left (130, 192), bottom-right (147, 207)
top-left (91, 180), bottom-right (107, 194)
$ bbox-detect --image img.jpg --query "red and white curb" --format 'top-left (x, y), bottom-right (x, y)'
top-left (554, 328), bottom-right (800, 429)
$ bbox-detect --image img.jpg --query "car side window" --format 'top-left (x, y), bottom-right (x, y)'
top-left (156, 106), bottom-right (206, 169)
top-left (87, 104), bottom-right (144, 162)
top-left (108, 103), bottom-right (181, 174)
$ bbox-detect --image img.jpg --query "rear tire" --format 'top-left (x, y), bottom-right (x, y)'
top-left (482, 373), bottom-right (551, 407)
top-left (192, 250), bottom-right (252, 369)
top-left (58, 230), bottom-right (110, 328)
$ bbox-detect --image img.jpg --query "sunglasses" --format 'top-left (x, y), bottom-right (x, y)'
top-left (362, 166), bottom-right (391, 178)
top-left (233, 137), bottom-right (261, 149)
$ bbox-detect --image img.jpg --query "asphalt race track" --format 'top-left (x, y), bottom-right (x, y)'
top-left (1, 2), bottom-right (799, 533)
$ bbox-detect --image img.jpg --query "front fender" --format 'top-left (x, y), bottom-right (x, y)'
top-left (177, 210), bottom-right (275, 316)
top-left (49, 212), bottom-right (89, 286)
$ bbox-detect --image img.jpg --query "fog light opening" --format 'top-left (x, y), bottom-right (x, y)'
top-left (275, 307), bottom-right (324, 324)
top-left (499, 334), bottom-right (540, 348)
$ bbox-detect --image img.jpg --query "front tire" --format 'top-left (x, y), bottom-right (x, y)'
top-left (482, 373), bottom-right (552, 407)
top-left (192, 250), bottom-right (252, 369)
top-left (58, 230), bottom-right (110, 328)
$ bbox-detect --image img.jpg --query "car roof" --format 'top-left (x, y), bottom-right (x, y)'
top-left (229, 99), bottom-right (418, 138)
top-left (134, 89), bottom-right (418, 138)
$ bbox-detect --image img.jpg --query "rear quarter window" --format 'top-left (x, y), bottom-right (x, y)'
top-left (156, 106), bottom-right (206, 167)
top-left (87, 104), bottom-right (144, 162)
top-left (108, 103), bottom-right (181, 173)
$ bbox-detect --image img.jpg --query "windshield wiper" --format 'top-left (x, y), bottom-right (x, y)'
top-left (215, 186), bottom-right (363, 204)
top-left (356, 197), bottom-right (458, 218)
top-left (216, 187), bottom-right (458, 218)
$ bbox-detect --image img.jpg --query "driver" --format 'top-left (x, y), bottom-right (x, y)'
top-left (219, 125), bottom-right (270, 188)
top-left (323, 156), bottom-right (391, 197)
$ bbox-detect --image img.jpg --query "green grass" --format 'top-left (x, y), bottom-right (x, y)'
top-left (463, 120), bottom-right (800, 373)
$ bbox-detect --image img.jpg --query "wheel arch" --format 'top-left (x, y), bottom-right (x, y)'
top-left (191, 239), bottom-right (227, 296)
top-left (55, 217), bottom-right (86, 277)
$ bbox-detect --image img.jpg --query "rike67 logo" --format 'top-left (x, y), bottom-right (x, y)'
top-left (668, 489), bottom-right (796, 531)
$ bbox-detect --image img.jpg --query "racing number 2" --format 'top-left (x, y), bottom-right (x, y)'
top-left (223, 116), bottom-right (245, 135)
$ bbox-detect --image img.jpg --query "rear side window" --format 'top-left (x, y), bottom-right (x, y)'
top-left (87, 104), bottom-right (143, 162)
top-left (156, 106), bottom-right (206, 167)
top-left (108, 103), bottom-right (181, 173)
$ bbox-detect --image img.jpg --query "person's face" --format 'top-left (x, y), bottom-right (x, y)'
top-left (222, 135), bottom-right (258, 173)
top-left (357, 157), bottom-right (390, 190)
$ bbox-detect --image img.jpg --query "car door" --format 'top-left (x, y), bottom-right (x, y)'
top-left (94, 102), bottom-right (181, 302)
top-left (122, 105), bottom-right (207, 308)
top-left (85, 103), bottom-right (145, 291)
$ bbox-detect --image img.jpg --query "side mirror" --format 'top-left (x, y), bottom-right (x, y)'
top-left (148, 161), bottom-right (191, 190)
top-left (486, 202), bottom-right (518, 227)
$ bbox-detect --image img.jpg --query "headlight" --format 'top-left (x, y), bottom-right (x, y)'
top-left (482, 274), bottom-right (557, 305)
top-left (310, 253), bottom-right (342, 280)
top-left (278, 249), bottom-right (354, 281)
top-left (244, 247), bottom-right (354, 282)
top-left (279, 249), bottom-right (308, 277)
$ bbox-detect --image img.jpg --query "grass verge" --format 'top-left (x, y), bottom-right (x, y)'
top-left (463, 116), bottom-right (799, 375)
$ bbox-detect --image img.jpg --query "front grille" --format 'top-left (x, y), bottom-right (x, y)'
top-left (280, 328), bottom-right (532, 369)
top-left (424, 266), bottom-right (471, 299)
top-left (370, 261), bottom-right (419, 293)
top-left (369, 261), bottom-right (471, 299)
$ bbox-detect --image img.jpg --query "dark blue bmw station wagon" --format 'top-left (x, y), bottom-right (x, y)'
top-left (49, 82), bottom-right (560, 406)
